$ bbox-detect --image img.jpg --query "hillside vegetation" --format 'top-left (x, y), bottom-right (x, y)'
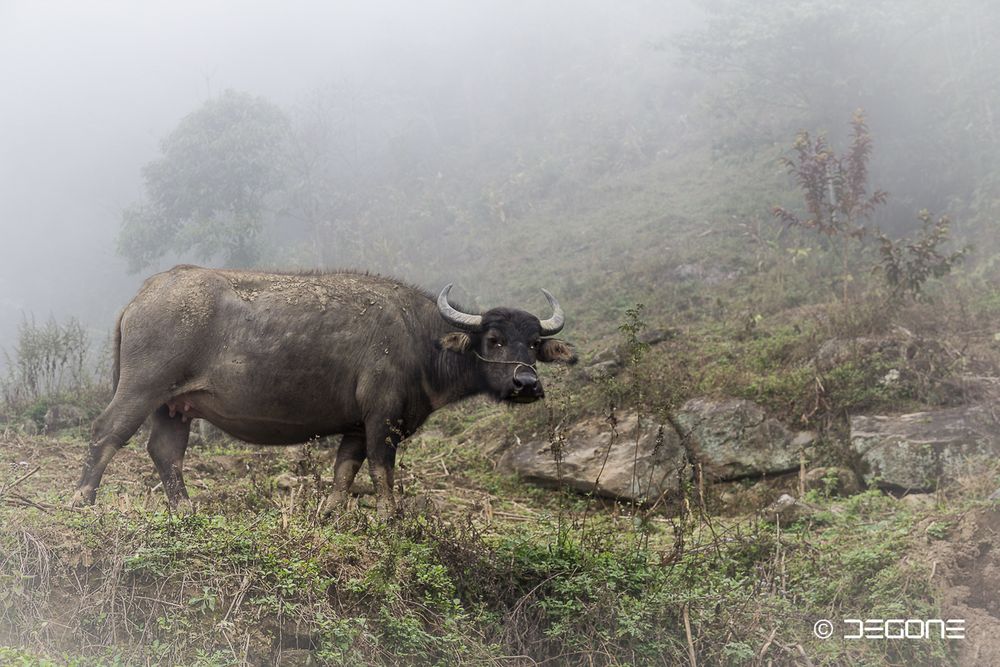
top-left (4, 2), bottom-right (1000, 664)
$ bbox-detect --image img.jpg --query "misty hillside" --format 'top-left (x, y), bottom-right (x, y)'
top-left (3, 1), bottom-right (1000, 665)
top-left (4, 1), bottom-right (999, 352)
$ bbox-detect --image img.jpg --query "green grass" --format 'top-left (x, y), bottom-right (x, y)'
top-left (0, 468), bottom-right (964, 666)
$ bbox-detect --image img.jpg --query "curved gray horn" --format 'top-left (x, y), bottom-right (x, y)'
top-left (437, 284), bottom-right (483, 331)
top-left (538, 289), bottom-right (565, 336)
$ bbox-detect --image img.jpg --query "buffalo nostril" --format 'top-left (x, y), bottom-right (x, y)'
top-left (513, 372), bottom-right (539, 391)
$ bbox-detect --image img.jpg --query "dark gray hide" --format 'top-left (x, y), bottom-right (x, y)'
top-left (71, 265), bottom-right (577, 516)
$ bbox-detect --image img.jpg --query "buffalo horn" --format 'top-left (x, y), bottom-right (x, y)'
top-left (437, 284), bottom-right (483, 331)
top-left (538, 289), bottom-right (565, 336)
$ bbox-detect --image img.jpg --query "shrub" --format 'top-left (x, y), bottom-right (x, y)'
top-left (1, 315), bottom-right (104, 422)
top-left (876, 209), bottom-right (969, 302)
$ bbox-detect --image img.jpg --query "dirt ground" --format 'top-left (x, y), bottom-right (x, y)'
top-left (910, 505), bottom-right (1000, 666)
top-left (0, 428), bottom-right (280, 510)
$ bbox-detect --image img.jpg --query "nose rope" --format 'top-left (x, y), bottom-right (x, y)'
top-left (472, 351), bottom-right (538, 383)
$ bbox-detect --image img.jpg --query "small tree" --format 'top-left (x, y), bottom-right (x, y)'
top-left (876, 210), bottom-right (968, 301)
top-left (773, 110), bottom-right (888, 302)
top-left (774, 111), bottom-right (967, 305)
top-left (118, 90), bottom-right (290, 271)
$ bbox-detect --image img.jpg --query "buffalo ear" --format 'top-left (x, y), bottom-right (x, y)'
top-left (439, 332), bottom-right (472, 353)
top-left (538, 338), bottom-right (578, 365)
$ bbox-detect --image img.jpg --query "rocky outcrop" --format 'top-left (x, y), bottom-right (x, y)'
top-left (814, 333), bottom-right (915, 372)
top-left (580, 328), bottom-right (677, 381)
top-left (500, 397), bottom-right (823, 500)
top-left (851, 405), bottom-right (1000, 491)
top-left (497, 412), bottom-right (686, 503)
top-left (674, 398), bottom-right (815, 481)
top-left (581, 350), bottom-right (624, 380)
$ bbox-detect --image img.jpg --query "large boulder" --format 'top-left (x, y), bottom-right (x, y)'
top-left (673, 397), bottom-right (815, 481)
top-left (851, 405), bottom-right (1000, 491)
top-left (497, 412), bottom-right (686, 503)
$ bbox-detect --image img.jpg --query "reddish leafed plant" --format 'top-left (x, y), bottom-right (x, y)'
top-left (773, 110), bottom-right (887, 238)
top-left (773, 110), bottom-right (888, 301)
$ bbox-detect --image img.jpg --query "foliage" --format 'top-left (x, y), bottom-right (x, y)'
top-left (677, 0), bottom-right (904, 136)
top-left (773, 111), bottom-right (887, 241)
top-left (1, 315), bottom-right (93, 414)
top-left (678, 0), bottom-right (1000, 229)
top-left (118, 90), bottom-right (290, 271)
top-left (877, 210), bottom-right (969, 302)
top-left (772, 111), bottom-right (887, 302)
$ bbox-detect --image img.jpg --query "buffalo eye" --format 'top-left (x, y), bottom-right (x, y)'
top-left (486, 335), bottom-right (504, 348)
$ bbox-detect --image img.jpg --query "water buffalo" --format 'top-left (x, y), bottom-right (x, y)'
top-left (71, 265), bottom-right (577, 515)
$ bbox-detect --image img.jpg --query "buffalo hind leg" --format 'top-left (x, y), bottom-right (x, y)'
top-left (147, 405), bottom-right (193, 511)
top-left (366, 419), bottom-right (403, 518)
top-left (71, 394), bottom-right (157, 507)
top-left (325, 432), bottom-right (366, 513)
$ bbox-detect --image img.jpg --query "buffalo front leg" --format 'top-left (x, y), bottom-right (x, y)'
top-left (366, 420), bottom-right (403, 518)
top-left (146, 405), bottom-right (193, 511)
top-left (325, 432), bottom-right (366, 513)
top-left (71, 395), bottom-right (156, 507)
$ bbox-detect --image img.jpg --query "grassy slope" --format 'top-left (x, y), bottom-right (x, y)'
top-left (4, 141), bottom-right (1000, 664)
top-left (0, 431), bottom-right (982, 666)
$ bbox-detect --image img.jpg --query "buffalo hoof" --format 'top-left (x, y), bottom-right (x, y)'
top-left (375, 498), bottom-right (403, 521)
top-left (321, 490), bottom-right (352, 518)
top-left (169, 497), bottom-right (196, 516)
top-left (68, 487), bottom-right (96, 508)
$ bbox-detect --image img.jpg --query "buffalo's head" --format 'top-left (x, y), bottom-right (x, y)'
top-left (437, 284), bottom-right (577, 403)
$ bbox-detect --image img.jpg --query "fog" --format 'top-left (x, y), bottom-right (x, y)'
top-left (0, 1), bottom-right (701, 356)
top-left (1, 0), bottom-right (997, 362)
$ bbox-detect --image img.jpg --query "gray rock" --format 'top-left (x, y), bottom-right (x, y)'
top-left (274, 472), bottom-right (300, 492)
top-left (814, 336), bottom-right (909, 372)
top-left (581, 346), bottom-right (624, 380)
top-left (639, 327), bottom-right (678, 346)
top-left (851, 405), bottom-right (1000, 491)
top-left (498, 412), bottom-right (686, 503)
top-left (674, 397), bottom-right (815, 481)
top-left (813, 328), bottom-right (955, 379)
top-left (43, 404), bottom-right (88, 433)
top-left (582, 358), bottom-right (623, 380)
top-left (762, 493), bottom-right (815, 524)
top-left (580, 331), bottom-right (677, 381)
